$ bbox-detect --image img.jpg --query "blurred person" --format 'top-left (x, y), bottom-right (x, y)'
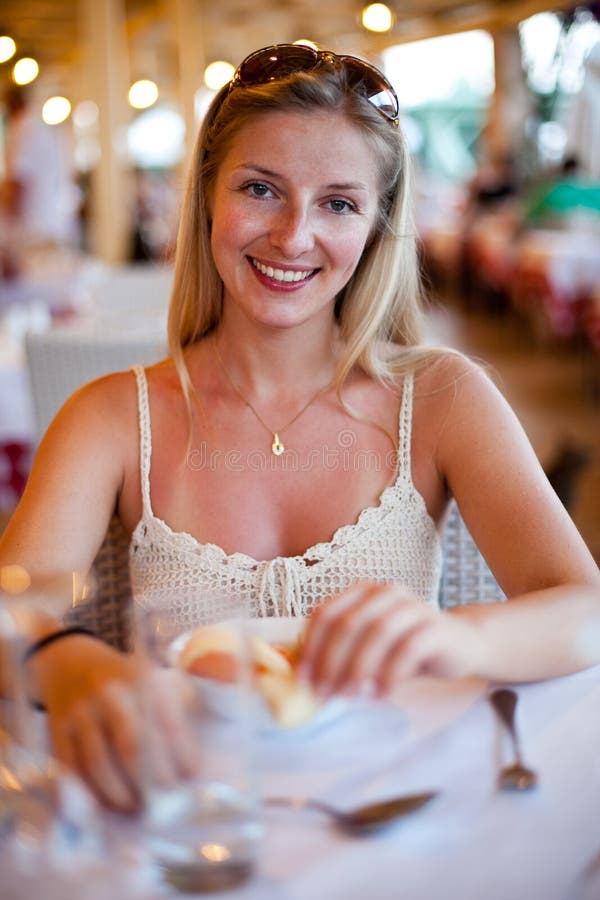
top-left (130, 168), bottom-right (179, 263)
top-left (0, 86), bottom-right (79, 278)
top-left (467, 151), bottom-right (519, 210)
top-left (523, 155), bottom-right (600, 229)
top-left (0, 44), bottom-right (598, 811)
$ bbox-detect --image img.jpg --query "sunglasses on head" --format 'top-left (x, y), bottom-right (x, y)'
top-left (227, 43), bottom-right (399, 127)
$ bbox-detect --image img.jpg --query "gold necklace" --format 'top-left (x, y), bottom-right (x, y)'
top-left (213, 337), bottom-right (332, 456)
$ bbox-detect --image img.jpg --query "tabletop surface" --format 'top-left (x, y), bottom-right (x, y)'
top-left (2, 664), bottom-right (600, 900)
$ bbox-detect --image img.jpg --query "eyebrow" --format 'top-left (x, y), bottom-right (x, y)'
top-left (235, 164), bottom-right (370, 193)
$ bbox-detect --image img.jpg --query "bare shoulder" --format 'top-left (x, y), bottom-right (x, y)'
top-left (406, 349), bottom-right (503, 436)
top-left (413, 349), bottom-right (499, 400)
top-left (48, 360), bottom-right (176, 442)
top-left (407, 349), bottom-right (599, 593)
top-left (54, 369), bottom-right (137, 426)
top-left (0, 368), bottom-right (151, 575)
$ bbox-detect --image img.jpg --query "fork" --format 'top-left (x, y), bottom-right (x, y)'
top-left (489, 688), bottom-right (538, 791)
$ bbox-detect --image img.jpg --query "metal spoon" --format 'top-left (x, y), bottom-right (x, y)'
top-left (265, 790), bottom-right (438, 834)
top-left (489, 688), bottom-right (538, 791)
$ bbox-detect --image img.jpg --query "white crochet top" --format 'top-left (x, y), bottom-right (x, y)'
top-left (130, 365), bottom-right (443, 628)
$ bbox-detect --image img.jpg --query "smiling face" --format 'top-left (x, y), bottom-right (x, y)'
top-left (209, 109), bottom-right (380, 335)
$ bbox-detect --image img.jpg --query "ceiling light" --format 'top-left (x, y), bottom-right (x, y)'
top-left (362, 3), bottom-right (394, 33)
top-left (128, 79), bottom-right (159, 110)
top-left (12, 57), bottom-right (39, 85)
top-left (204, 61), bottom-right (235, 91)
top-left (42, 96), bottom-right (71, 125)
top-left (293, 39), bottom-right (318, 50)
top-left (0, 36), bottom-right (16, 63)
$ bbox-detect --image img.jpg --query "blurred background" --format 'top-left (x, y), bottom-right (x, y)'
top-left (0, 0), bottom-right (598, 560)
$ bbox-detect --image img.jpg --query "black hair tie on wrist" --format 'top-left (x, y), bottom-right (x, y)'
top-left (23, 626), bottom-right (97, 663)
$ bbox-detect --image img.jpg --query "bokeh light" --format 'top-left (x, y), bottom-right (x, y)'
top-left (362, 3), bottom-right (393, 33)
top-left (12, 57), bottom-right (39, 85)
top-left (42, 96), bottom-right (72, 125)
top-left (204, 61), bottom-right (235, 91)
top-left (0, 36), bottom-right (16, 63)
top-left (128, 79), bottom-right (159, 110)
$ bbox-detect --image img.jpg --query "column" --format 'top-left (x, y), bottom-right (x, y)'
top-left (174, 0), bottom-right (205, 170)
top-left (79, 0), bottom-right (132, 264)
top-left (485, 26), bottom-right (532, 172)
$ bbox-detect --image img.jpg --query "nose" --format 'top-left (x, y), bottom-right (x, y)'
top-left (269, 203), bottom-right (315, 258)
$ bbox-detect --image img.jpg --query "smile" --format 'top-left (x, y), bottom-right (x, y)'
top-left (250, 258), bottom-right (317, 284)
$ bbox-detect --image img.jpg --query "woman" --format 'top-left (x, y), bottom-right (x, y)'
top-left (1, 45), bottom-right (599, 810)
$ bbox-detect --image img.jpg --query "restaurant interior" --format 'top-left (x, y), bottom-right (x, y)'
top-left (0, 3), bottom-right (599, 898)
top-left (1, 0), bottom-right (597, 562)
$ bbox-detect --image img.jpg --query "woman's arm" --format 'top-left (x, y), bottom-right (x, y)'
top-left (435, 355), bottom-right (598, 599)
top-left (0, 372), bottom-right (135, 582)
top-left (301, 356), bottom-right (600, 692)
top-left (0, 372), bottom-right (144, 809)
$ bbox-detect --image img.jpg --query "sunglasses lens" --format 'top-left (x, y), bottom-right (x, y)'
top-left (365, 87), bottom-right (398, 120)
top-left (237, 44), bottom-right (318, 84)
top-left (340, 57), bottom-right (399, 121)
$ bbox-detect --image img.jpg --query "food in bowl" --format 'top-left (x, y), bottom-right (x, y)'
top-left (178, 623), bottom-right (320, 729)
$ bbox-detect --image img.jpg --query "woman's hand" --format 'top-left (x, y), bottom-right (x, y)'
top-left (30, 635), bottom-right (198, 812)
top-left (300, 582), bottom-right (486, 697)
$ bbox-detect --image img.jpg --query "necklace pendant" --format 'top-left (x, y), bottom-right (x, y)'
top-left (271, 433), bottom-right (285, 456)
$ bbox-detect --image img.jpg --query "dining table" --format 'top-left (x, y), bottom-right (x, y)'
top-left (1, 663), bottom-right (600, 900)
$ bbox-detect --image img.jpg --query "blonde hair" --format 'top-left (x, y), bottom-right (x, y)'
top-left (168, 61), bottom-right (439, 409)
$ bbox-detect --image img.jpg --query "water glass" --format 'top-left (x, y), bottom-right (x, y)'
top-left (135, 606), bottom-right (262, 893)
top-left (0, 598), bottom-right (104, 877)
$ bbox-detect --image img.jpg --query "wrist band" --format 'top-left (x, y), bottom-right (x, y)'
top-left (23, 626), bottom-right (97, 663)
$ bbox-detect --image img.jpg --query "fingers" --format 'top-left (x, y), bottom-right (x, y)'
top-left (100, 681), bottom-right (143, 791)
top-left (301, 582), bottom-right (475, 697)
top-left (142, 668), bottom-right (201, 783)
top-left (302, 583), bottom-right (413, 691)
top-left (49, 691), bottom-right (140, 813)
top-left (48, 668), bottom-right (200, 813)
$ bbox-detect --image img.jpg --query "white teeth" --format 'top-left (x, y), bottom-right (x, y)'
top-left (252, 259), bottom-right (314, 283)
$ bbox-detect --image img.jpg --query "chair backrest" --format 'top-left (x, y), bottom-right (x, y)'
top-left (24, 327), bottom-right (166, 440)
top-left (65, 516), bottom-right (132, 649)
top-left (66, 501), bottom-right (504, 649)
top-left (89, 264), bottom-right (174, 314)
top-left (438, 502), bottom-right (505, 607)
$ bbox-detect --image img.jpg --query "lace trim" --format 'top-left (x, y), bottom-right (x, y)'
top-left (129, 472), bottom-right (431, 571)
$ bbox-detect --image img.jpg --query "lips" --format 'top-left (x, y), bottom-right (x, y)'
top-left (250, 257), bottom-right (318, 284)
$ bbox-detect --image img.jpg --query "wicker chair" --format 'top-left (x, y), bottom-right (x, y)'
top-left (65, 516), bottom-right (133, 650)
top-left (66, 502), bottom-right (505, 650)
top-left (438, 503), bottom-right (505, 608)
top-left (24, 323), bottom-right (165, 645)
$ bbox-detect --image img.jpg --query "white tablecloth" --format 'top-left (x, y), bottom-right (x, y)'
top-left (516, 228), bottom-right (600, 302)
top-left (0, 261), bottom-right (171, 445)
top-left (0, 330), bottom-right (36, 444)
top-left (3, 666), bottom-right (600, 900)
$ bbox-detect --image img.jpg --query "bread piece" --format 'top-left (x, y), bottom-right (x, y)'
top-left (257, 670), bottom-right (321, 729)
top-left (249, 636), bottom-right (294, 677)
top-left (179, 624), bottom-right (320, 728)
top-left (179, 624), bottom-right (241, 679)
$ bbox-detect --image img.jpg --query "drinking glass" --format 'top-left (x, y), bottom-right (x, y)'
top-left (0, 592), bottom-right (104, 878)
top-left (134, 604), bottom-right (263, 893)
